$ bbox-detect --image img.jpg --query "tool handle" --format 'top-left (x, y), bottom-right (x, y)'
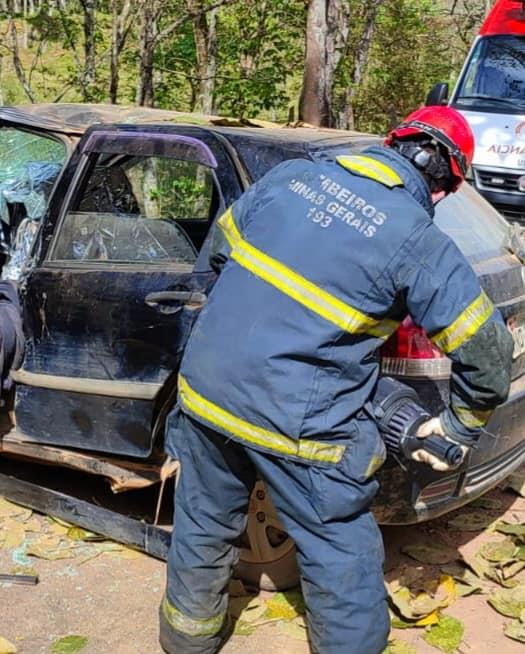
top-left (404, 434), bottom-right (464, 467)
top-left (0, 573), bottom-right (39, 585)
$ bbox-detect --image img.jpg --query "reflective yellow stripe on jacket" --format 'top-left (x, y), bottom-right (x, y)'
top-left (336, 155), bottom-right (403, 188)
top-left (431, 290), bottom-right (494, 353)
top-left (217, 208), bottom-right (399, 340)
top-left (452, 405), bottom-right (492, 429)
top-left (178, 374), bottom-right (345, 464)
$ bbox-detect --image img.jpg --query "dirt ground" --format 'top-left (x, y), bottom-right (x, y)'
top-left (1, 481), bottom-right (524, 654)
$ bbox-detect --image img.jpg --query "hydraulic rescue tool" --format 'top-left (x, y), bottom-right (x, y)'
top-left (373, 377), bottom-right (464, 468)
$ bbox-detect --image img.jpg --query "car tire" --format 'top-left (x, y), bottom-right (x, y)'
top-left (235, 481), bottom-right (300, 591)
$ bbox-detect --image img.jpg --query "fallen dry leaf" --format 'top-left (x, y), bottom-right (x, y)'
top-left (0, 636), bottom-right (17, 653)
top-left (1, 520), bottom-right (26, 550)
top-left (447, 511), bottom-right (497, 532)
top-left (440, 563), bottom-right (486, 596)
top-left (26, 535), bottom-right (77, 560)
top-left (388, 585), bottom-right (441, 620)
top-left (401, 543), bottom-right (457, 565)
top-left (504, 619), bottom-right (525, 643)
top-left (0, 497), bottom-right (31, 521)
top-left (495, 522), bottom-right (525, 537)
top-left (479, 539), bottom-right (517, 563)
top-left (388, 575), bottom-right (457, 623)
top-left (488, 584), bottom-right (525, 618)
top-left (389, 609), bottom-right (439, 629)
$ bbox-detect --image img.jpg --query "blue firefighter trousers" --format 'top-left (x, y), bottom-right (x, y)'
top-left (160, 411), bottom-right (389, 654)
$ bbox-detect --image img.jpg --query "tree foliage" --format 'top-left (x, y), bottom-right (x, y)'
top-left (0, 0), bottom-right (495, 133)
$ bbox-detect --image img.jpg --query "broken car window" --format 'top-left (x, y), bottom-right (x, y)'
top-left (0, 128), bottom-right (65, 280)
top-left (51, 154), bottom-right (216, 265)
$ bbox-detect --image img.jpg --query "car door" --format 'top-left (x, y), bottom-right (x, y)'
top-left (13, 125), bottom-right (243, 457)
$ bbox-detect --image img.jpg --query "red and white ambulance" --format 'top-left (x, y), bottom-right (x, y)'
top-left (427, 0), bottom-right (525, 222)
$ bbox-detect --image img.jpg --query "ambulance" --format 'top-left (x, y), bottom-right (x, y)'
top-left (427, 0), bottom-right (525, 222)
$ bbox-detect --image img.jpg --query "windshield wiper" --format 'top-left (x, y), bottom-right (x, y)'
top-left (457, 94), bottom-right (525, 109)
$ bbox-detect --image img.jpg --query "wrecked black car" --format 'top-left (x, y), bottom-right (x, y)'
top-left (0, 104), bottom-right (524, 590)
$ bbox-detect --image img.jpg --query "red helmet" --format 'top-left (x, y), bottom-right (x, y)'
top-left (385, 106), bottom-right (475, 192)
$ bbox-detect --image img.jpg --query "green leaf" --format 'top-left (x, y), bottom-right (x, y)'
top-left (505, 619), bottom-right (525, 643)
top-left (50, 636), bottom-right (88, 653)
top-left (401, 543), bottom-right (456, 565)
top-left (382, 639), bottom-right (417, 654)
top-left (264, 591), bottom-right (305, 621)
top-left (495, 522), bottom-right (525, 538)
top-left (422, 614), bottom-right (464, 653)
top-left (488, 584), bottom-right (525, 618)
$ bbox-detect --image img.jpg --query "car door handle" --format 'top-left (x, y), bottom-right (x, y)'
top-left (145, 290), bottom-right (207, 309)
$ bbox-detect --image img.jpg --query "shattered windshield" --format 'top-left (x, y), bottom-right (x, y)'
top-left (0, 127), bottom-right (65, 220)
top-left (0, 127), bottom-right (66, 280)
top-left (454, 35), bottom-right (525, 112)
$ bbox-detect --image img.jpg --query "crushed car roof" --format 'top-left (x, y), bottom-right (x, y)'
top-left (0, 103), bottom-right (371, 145)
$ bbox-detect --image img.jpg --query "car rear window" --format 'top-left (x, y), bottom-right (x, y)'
top-left (434, 182), bottom-right (509, 259)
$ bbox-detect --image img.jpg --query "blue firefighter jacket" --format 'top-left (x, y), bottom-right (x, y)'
top-left (175, 145), bottom-right (513, 469)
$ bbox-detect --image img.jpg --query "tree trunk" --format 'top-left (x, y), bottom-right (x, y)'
top-left (299, 0), bottom-right (329, 126)
top-left (110, 0), bottom-right (132, 104)
top-left (299, 0), bottom-right (349, 127)
top-left (189, 0), bottom-right (217, 114)
top-left (343, 0), bottom-right (382, 130)
top-left (136, 0), bottom-right (156, 106)
top-left (80, 0), bottom-right (97, 101)
top-left (110, 0), bottom-right (119, 103)
top-left (7, 0), bottom-right (35, 101)
top-left (0, 50), bottom-right (4, 106)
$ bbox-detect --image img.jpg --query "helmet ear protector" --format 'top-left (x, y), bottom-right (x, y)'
top-left (394, 138), bottom-right (454, 193)
top-left (400, 119), bottom-right (469, 178)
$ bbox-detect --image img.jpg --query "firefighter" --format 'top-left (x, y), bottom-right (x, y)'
top-left (159, 106), bottom-right (514, 654)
